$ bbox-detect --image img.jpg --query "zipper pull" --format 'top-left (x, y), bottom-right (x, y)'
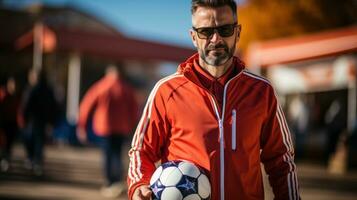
top-left (232, 109), bottom-right (237, 150)
top-left (219, 119), bottom-right (223, 129)
top-left (218, 119), bottom-right (223, 140)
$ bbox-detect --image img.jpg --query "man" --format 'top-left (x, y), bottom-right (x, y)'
top-left (128, 0), bottom-right (300, 199)
top-left (77, 65), bottom-right (138, 198)
top-left (21, 69), bottom-right (39, 171)
top-left (23, 70), bottom-right (59, 176)
top-left (0, 77), bottom-right (20, 172)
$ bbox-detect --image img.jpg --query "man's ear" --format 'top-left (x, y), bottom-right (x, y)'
top-left (236, 24), bottom-right (242, 39)
top-left (190, 29), bottom-right (198, 48)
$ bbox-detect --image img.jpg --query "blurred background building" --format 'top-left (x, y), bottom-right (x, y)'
top-left (245, 26), bottom-right (357, 168)
top-left (0, 1), bottom-right (195, 121)
top-left (0, 1), bottom-right (196, 146)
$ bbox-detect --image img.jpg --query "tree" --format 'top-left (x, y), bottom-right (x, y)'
top-left (237, 0), bottom-right (357, 52)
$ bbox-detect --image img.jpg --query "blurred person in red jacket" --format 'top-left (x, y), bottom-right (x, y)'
top-left (77, 64), bottom-right (139, 198)
top-left (0, 77), bottom-right (21, 172)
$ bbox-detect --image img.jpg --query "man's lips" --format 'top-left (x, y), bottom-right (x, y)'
top-left (211, 48), bottom-right (225, 51)
top-left (208, 48), bottom-right (226, 53)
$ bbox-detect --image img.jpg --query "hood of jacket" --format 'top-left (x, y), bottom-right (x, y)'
top-left (177, 53), bottom-right (246, 86)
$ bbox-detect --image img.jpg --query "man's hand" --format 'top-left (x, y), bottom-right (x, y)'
top-left (132, 185), bottom-right (152, 200)
top-left (76, 127), bottom-right (87, 144)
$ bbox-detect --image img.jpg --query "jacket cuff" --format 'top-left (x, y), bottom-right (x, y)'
top-left (128, 179), bottom-right (150, 200)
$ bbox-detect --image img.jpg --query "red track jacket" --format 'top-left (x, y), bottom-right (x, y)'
top-left (78, 74), bottom-right (138, 136)
top-left (128, 54), bottom-right (300, 200)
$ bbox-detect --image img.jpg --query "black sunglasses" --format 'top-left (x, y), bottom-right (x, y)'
top-left (192, 23), bottom-right (239, 39)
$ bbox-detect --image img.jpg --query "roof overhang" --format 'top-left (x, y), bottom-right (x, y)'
top-left (268, 56), bottom-right (357, 94)
top-left (244, 26), bottom-right (357, 68)
top-left (15, 25), bottom-right (195, 63)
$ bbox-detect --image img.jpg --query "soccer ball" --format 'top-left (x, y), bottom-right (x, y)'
top-left (150, 160), bottom-right (211, 200)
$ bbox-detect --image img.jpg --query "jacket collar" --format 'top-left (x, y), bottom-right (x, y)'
top-left (177, 53), bottom-right (245, 87)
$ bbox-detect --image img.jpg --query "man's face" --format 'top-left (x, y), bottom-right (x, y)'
top-left (190, 5), bottom-right (240, 66)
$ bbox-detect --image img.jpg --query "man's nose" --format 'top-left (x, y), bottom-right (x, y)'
top-left (210, 30), bottom-right (223, 43)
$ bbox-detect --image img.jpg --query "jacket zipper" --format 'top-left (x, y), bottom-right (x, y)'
top-left (218, 119), bottom-right (224, 200)
top-left (210, 97), bottom-right (225, 200)
top-left (232, 109), bottom-right (237, 150)
top-left (202, 70), bottom-right (243, 200)
top-left (210, 79), bottom-right (235, 200)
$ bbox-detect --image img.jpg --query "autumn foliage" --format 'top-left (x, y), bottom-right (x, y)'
top-left (237, 0), bottom-right (357, 52)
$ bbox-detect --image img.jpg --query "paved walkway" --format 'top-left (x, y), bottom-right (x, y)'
top-left (0, 144), bottom-right (357, 200)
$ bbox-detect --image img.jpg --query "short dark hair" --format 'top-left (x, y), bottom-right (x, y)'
top-left (191, 0), bottom-right (237, 18)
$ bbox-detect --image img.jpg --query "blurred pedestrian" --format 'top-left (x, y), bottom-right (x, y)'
top-left (0, 77), bottom-right (21, 172)
top-left (22, 69), bottom-right (59, 176)
top-left (324, 98), bottom-right (347, 165)
top-left (77, 65), bottom-right (138, 198)
top-left (288, 94), bottom-right (309, 160)
top-left (20, 69), bottom-right (38, 171)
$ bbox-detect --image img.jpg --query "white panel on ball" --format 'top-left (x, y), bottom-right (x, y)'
top-left (161, 187), bottom-right (183, 200)
top-left (183, 194), bottom-right (201, 200)
top-left (198, 174), bottom-right (211, 199)
top-left (178, 161), bottom-right (200, 178)
top-left (160, 167), bottom-right (183, 186)
top-left (150, 166), bottom-right (163, 185)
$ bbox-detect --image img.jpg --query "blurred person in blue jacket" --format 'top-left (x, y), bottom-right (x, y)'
top-left (22, 69), bottom-right (59, 176)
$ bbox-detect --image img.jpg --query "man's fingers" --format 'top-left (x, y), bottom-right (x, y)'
top-left (141, 186), bottom-right (152, 197)
top-left (132, 185), bottom-right (152, 200)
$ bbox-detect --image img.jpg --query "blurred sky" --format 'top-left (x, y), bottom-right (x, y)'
top-left (3, 0), bottom-right (244, 48)
top-left (3, 0), bottom-right (197, 48)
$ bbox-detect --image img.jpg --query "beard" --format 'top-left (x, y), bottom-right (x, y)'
top-left (199, 42), bottom-right (235, 66)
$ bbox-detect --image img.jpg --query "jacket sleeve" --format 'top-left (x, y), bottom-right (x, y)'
top-left (127, 86), bottom-right (140, 131)
top-left (77, 84), bottom-right (99, 130)
top-left (260, 87), bottom-right (300, 200)
top-left (127, 85), bottom-right (170, 199)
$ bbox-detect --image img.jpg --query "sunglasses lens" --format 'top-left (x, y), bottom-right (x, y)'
top-left (217, 25), bottom-right (235, 37)
top-left (194, 23), bottom-right (237, 39)
top-left (197, 28), bottom-right (214, 39)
